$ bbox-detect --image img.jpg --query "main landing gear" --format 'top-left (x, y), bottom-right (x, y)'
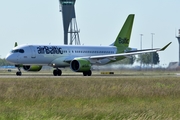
top-left (83, 70), bottom-right (92, 76)
top-left (53, 68), bottom-right (62, 76)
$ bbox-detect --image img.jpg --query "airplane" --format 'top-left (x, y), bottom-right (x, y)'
top-left (5, 14), bottom-right (171, 76)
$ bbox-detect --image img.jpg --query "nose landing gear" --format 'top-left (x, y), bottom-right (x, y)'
top-left (16, 65), bottom-right (22, 76)
top-left (16, 71), bottom-right (22, 76)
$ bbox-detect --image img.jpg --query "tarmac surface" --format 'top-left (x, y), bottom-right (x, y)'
top-left (0, 71), bottom-right (180, 78)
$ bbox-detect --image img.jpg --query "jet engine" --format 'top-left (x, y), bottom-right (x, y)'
top-left (23, 65), bottom-right (42, 71)
top-left (70, 58), bottom-right (91, 72)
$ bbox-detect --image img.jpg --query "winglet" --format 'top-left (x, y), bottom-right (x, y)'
top-left (160, 42), bottom-right (172, 51)
top-left (14, 42), bottom-right (18, 47)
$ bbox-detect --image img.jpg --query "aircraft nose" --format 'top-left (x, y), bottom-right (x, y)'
top-left (5, 54), bottom-right (11, 62)
top-left (5, 54), bottom-right (15, 63)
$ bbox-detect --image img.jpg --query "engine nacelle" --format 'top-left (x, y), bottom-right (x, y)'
top-left (70, 58), bottom-right (91, 72)
top-left (23, 65), bottom-right (42, 72)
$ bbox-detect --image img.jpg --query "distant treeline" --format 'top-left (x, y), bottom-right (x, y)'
top-left (0, 58), bottom-right (13, 66)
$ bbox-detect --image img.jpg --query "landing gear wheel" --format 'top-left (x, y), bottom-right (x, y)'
top-left (87, 70), bottom-right (92, 76)
top-left (83, 72), bottom-right (87, 76)
top-left (15, 65), bottom-right (22, 76)
top-left (83, 70), bottom-right (92, 76)
top-left (57, 69), bottom-right (62, 76)
top-left (53, 69), bottom-right (62, 76)
top-left (53, 69), bottom-right (58, 76)
top-left (16, 71), bottom-right (22, 76)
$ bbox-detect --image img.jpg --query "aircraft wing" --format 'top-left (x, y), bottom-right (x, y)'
top-left (82, 42), bottom-right (172, 60)
top-left (63, 42), bottom-right (171, 63)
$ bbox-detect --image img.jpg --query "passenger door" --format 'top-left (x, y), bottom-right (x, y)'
top-left (29, 46), bottom-right (36, 58)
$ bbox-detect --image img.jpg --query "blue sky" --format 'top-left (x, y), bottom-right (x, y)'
top-left (0, 0), bottom-right (179, 66)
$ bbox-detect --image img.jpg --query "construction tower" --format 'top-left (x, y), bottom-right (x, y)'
top-left (176, 29), bottom-right (180, 66)
top-left (59, 0), bottom-right (80, 45)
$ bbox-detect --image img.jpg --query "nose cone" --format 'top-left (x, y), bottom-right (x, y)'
top-left (5, 53), bottom-right (11, 62)
top-left (5, 53), bottom-right (16, 63)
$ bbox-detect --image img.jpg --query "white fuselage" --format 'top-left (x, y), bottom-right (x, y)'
top-left (6, 44), bottom-right (118, 67)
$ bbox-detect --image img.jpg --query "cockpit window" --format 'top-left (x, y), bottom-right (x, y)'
top-left (11, 49), bottom-right (24, 53)
top-left (19, 49), bottom-right (24, 53)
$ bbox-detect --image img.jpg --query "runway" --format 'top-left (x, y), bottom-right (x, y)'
top-left (0, 71), bottom-right (179, 78)
top-left (0, 73), bottom-right (132, 78)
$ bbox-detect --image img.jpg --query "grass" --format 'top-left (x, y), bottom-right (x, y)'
top-left (0, 75), bottom-right (180, 119)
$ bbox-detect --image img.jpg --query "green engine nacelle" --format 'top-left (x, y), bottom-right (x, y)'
top-left (70, 58), bottom-right (91, 72)
top-left (23, 65), bottom-right (42, 72)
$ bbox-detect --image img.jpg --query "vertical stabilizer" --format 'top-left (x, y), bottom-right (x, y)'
top-left (113, 14), bottom-right (135, 53)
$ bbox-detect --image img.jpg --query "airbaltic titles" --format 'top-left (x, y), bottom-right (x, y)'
top-left (37, 46), bottom-right (63, 54)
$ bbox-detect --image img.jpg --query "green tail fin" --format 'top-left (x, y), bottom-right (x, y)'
top-left (113, 14), bottom-right (135, 53)
top-left (14, 42), bottom-right (18, 47)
